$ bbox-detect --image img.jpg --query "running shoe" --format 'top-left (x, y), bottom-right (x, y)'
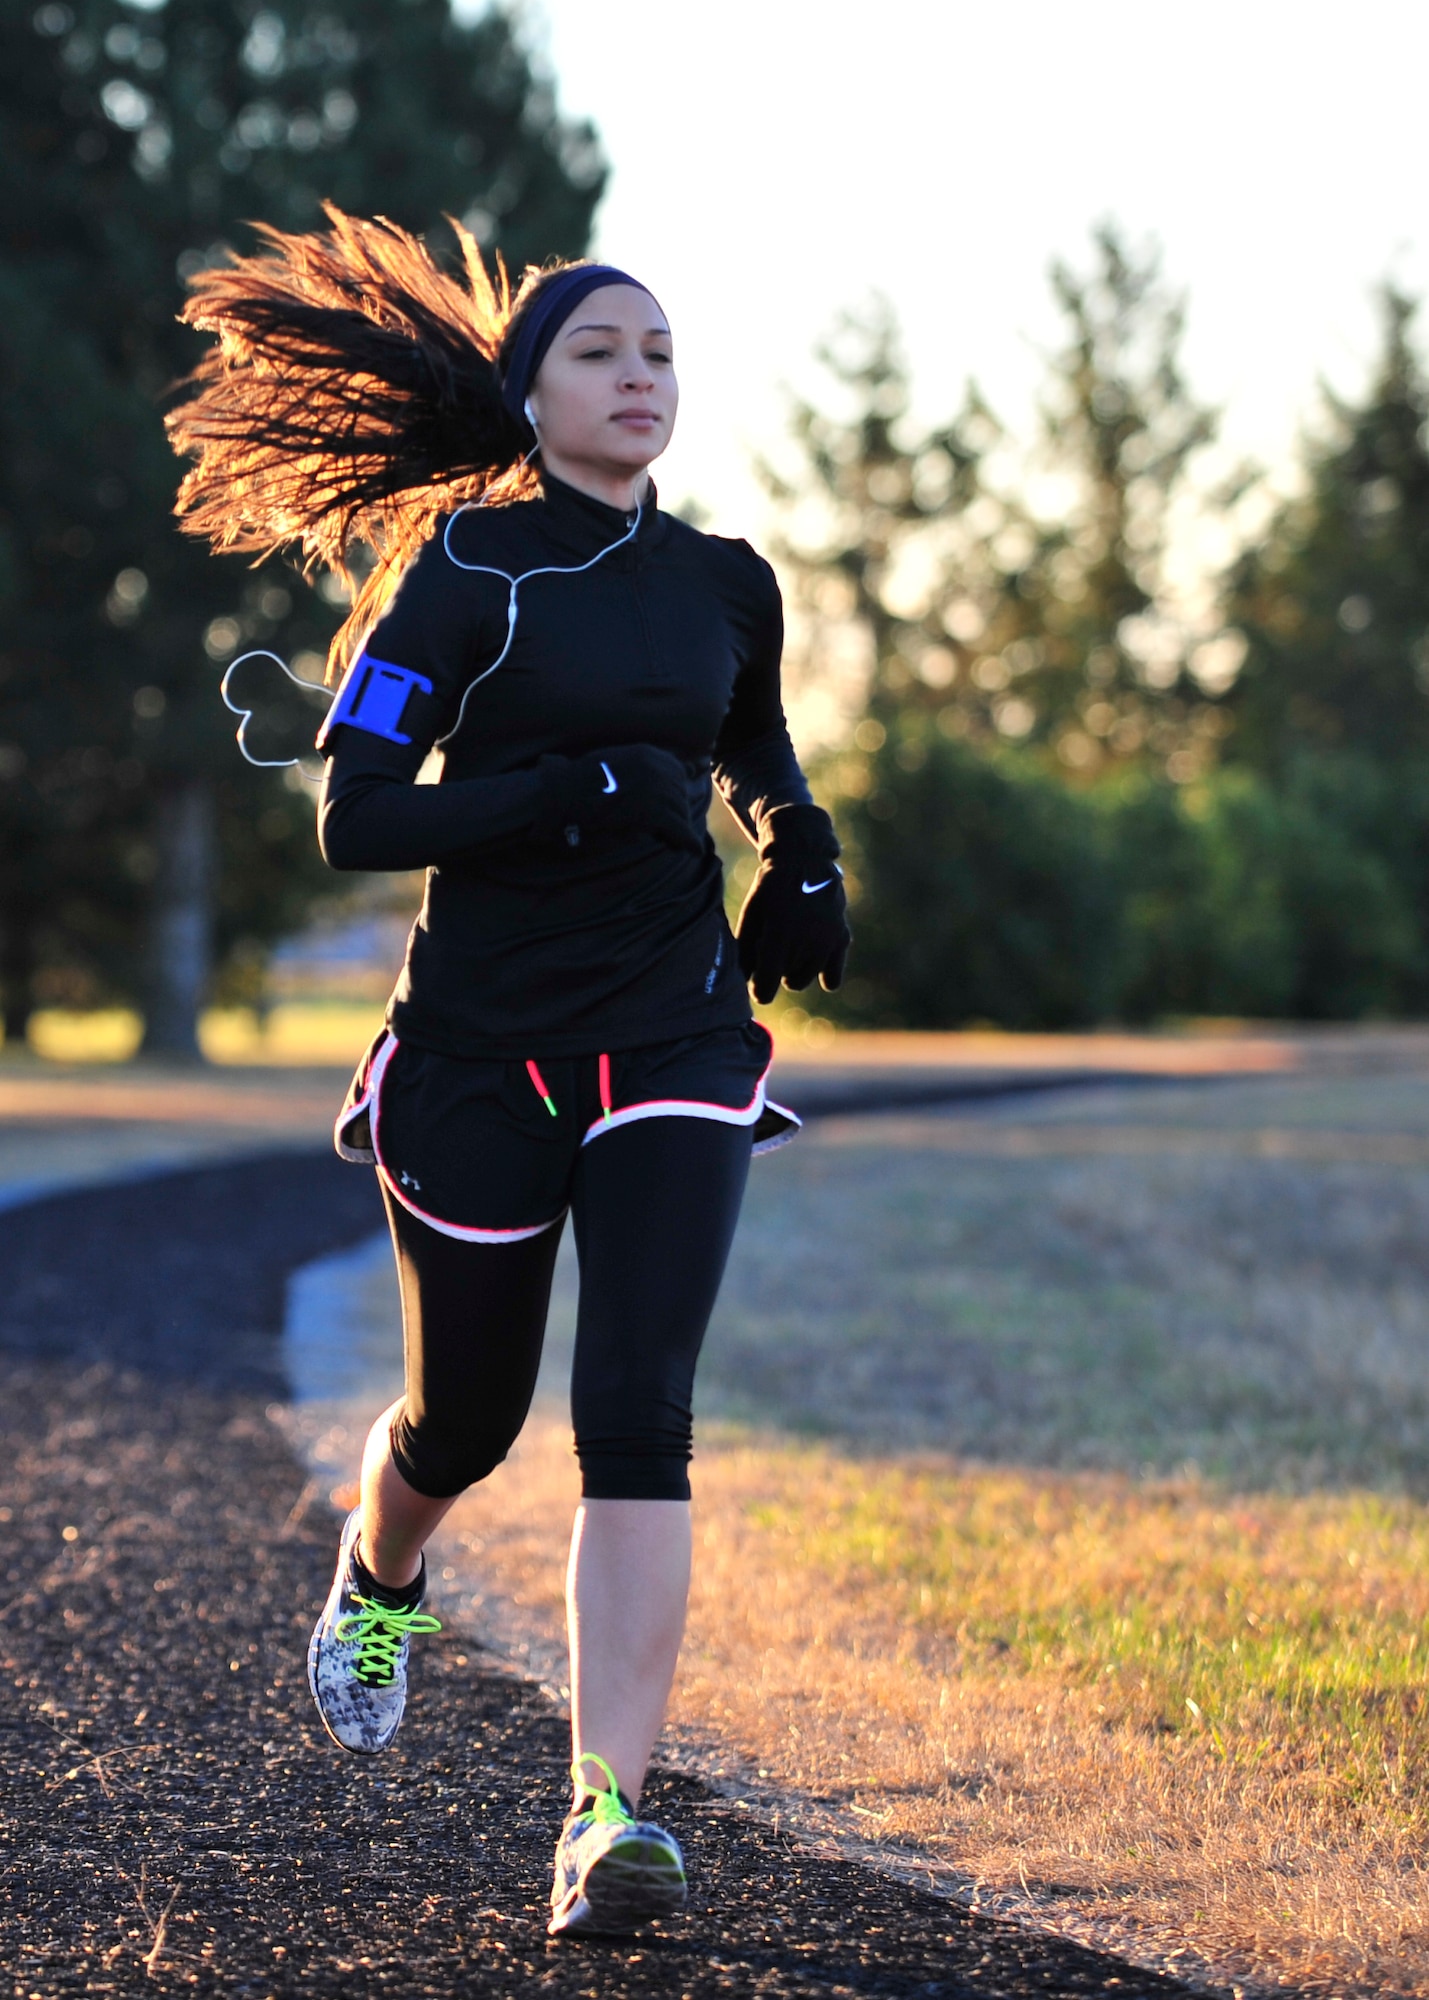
top-left (306, 1509), bottom-right (441, 1755)
top-left (547, 1754), bottom-right (688, 1937)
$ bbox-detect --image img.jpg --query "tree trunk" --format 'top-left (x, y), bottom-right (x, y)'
top-left (141, 780), bottom-right (215, 1062)
top-left (0, 912), bottom-right (35, 1047)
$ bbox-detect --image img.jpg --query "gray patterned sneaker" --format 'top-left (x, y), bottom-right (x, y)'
top-left (548, 1754), bottom-right (688, 1937)
top-left (306, 1509), bottom-right (440, 1755)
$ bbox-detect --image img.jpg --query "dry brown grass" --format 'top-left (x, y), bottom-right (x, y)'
top-left (429, 1419), bottom-right (1429, 1997)
top-left (304, 1064), bottom-right (1429, 1997)
top-left (700, 1096), bottom-right (1429, 1491)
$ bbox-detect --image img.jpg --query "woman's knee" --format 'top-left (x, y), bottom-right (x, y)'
top-left (574, 1423), bottom-right (693, 1502)
top-left (388, 1403), bottom-right (518, 1500)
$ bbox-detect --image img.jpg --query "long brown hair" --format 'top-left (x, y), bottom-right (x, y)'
top-left (167, 204), bottom-right (584, 681)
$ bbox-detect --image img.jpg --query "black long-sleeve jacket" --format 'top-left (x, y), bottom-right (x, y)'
top-left (319, 472), bottom-right (812, 1058)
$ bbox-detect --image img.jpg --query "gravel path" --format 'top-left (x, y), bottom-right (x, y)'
top-left (0, 1154), bottom-right (1192, 1997)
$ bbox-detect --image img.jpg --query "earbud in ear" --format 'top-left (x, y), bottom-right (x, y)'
top-left (523, 397), bottom-right (537, 427)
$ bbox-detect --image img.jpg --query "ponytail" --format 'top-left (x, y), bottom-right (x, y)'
top-left (168, 205), bottom-right (576, 681)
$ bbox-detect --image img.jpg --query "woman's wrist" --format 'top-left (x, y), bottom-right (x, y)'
top-left (757, 802), bottom-right (840, 860)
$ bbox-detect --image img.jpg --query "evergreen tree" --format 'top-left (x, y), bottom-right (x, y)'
top-left (766, 230), bottom-right (1225, 1028)
top-left (766, 229), bottom-right (1221, 781)
top-left (999, 224), bottom-right (1220, 782)
top-left (0, 0), bottom-right (603, 1051)
top-left (1207, 287), bottom-right (1429, 1015)
top-left (832, 735), bottom-right (1120, 1028)
top-left (756, 299), bottom-right (993, 736)
top-left (1224, 287), bottom-right (1429, 771)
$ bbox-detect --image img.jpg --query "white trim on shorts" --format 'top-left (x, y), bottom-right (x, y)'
top-left (369, 1031), bottom-right (565, 1244)
top-left (347, 1027), bottom-right (800, 1241)
top-left (578, 1038), bottom-right (801, 1156)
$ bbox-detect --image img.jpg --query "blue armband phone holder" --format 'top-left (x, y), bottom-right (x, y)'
top-left (316, 653), bottom-right (434, 750)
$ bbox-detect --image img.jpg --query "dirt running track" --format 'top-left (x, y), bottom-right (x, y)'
top-left (0, 1154), bottom-right (1191, 1998)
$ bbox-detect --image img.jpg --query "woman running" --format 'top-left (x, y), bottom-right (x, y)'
top-left (169, 209), bottom-right (849, 1937)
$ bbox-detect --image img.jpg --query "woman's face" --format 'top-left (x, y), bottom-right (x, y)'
top-left (526, 283), bottom-right (677, 490)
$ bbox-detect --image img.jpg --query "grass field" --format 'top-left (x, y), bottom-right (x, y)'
top-left (21, 1003), bottom-right (386, 1066)
top-left (701, 1079), bottom-right (1429, 1492)
top-left (311, 1062), bottom-right (1429, 1996)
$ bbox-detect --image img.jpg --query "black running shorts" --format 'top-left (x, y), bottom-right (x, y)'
top-left (335, 1020), bottom-right (797, 1242)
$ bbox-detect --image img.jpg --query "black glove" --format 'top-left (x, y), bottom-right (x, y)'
top-left (736, 804), bottom-right (851, 1004)
top-left (534, 745), bottom-right (700, 854)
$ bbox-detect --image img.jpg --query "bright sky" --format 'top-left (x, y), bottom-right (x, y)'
top-left (475, 0), bottom-right (1429, 543)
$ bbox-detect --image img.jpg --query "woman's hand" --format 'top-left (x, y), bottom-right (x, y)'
top-left (735, 804), bottom-right (851, 1003)
top-left (535, 746), bottom-right (701, 853)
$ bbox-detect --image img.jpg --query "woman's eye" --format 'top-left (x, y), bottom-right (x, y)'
top-left (577, 346), bottom-right (613, 361)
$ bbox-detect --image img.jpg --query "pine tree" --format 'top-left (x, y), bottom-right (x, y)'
top-left (763, 231), bottom-right (1222, 1028)
top-left (1224, 287), bottom-right (1429, 771)
top-left (765, 230), bottom-right (1222, 777)
top-left (0, 1), bottom-right (603, 1051)
top-left (756, 299), bottom-right (993, 734)
top-left (1000, 224), bottom-right (1221, 782)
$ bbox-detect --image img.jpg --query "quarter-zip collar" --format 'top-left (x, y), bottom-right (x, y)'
top-left (532, 468), bottom-right (664, 564)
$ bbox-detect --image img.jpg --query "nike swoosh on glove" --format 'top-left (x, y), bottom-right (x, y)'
top-left (735, 803), bottom-right (851, 1004)
top-left (534, 745), bottom-right (701, 854)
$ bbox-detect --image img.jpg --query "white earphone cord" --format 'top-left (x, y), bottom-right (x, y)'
top-left (222, 650), bottom-right (328, 779)
top-left (218, 453), bottom-right (643, 771)
top-left (436, 491), bottom-right (643, 748)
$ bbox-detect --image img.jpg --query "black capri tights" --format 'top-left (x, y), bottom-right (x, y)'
top-left (382, 1116), bottom-right (753, 1503)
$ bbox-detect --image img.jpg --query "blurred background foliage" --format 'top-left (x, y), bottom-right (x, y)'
top-left (5, 5), bottom-right (1429, 1048)
top-left (769, 234), bottom-right (1429, 1028)
top-left (0, 0), bottom-right (602, 1051)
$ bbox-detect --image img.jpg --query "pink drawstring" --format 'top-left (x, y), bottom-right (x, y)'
top-left (526, 1059), bottom-right (558, 1117)
top-left (526, 1055), bottom-right (612, 1121)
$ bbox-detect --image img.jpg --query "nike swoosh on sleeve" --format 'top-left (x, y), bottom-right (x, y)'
top-left (801, 878), bottom-right (834, 894)
top-left (600, 762), bottom-right (618, 794)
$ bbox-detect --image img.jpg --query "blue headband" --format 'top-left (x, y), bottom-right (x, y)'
top-left (498, 265), bottom-right (658, 424)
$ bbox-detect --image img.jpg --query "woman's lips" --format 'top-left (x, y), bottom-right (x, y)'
top-left (613, 409), bottom-right (660, 426)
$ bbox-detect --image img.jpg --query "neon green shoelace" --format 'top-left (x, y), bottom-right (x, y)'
top-left (571, 1752), bottom-right (634, 1827)
top-left (335, 1595), bottom-right (442, 1687)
